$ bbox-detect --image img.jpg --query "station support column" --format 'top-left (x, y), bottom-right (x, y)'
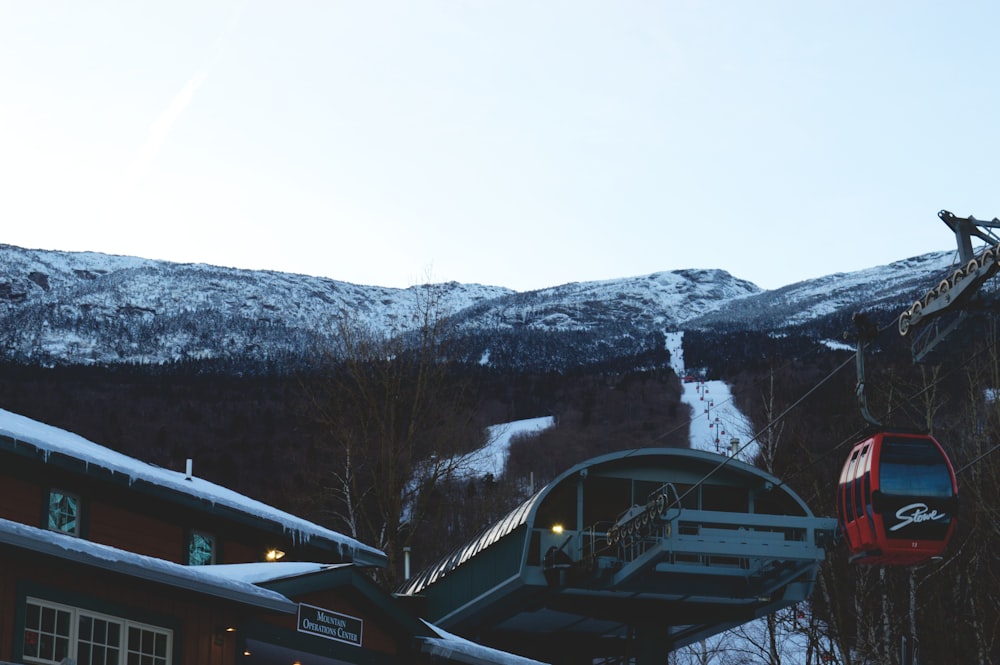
top-left (635, 623), bottom-right (671, 664)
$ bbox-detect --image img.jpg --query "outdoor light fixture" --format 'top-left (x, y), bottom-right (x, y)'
top-left (551, 524), bottom-right (564, 534)
top-left (265, 548), bottom-right (286, 562)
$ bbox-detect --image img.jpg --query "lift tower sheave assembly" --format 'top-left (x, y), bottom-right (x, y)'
top-left (898, 210), bottom-right (1000, 362)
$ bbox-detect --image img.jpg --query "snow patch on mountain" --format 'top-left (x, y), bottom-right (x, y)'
top-left (456, 417), bottom-right (556, 480)
top-left (453, 268), bottom-right (761, 334)
top-left (454, 333), bottom-right (758, 485)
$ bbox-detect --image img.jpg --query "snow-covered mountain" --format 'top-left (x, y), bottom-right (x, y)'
top-left (0, 242), bottom-right (966, 368)
top-left (682, 251), bottom-right (961, 332)
top-left (0, 244), bottom-right (511, 367)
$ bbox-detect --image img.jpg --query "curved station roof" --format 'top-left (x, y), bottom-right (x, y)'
top-left (399, 448), bottom-right (837, 664)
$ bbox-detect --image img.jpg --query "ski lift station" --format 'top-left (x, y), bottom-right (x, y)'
top-left (398, 448), bottom-right (838, 665)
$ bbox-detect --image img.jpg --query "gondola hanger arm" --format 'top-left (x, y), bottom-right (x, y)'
top-left (853, 313), bottom-right (882, 428)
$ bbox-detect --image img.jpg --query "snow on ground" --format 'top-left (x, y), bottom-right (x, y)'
top-left (822, 338), bottom-right (855, 352)
top-left (455, 333), bottom-right (760, 482)
top-left (455, 416), bottom-right (555, 479)
top-left (665, 331), bottom-right (759, 463)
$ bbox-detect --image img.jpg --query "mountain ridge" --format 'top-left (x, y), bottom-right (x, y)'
top-left (0, 242), bottom-right (963, 368)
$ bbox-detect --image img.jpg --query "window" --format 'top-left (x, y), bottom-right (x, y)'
top-left (23, 598), bottom-right (172, 665)
top-left (23, 602), bottom-right (71, 662)
top-left (77, 613), bottom-right (121, 665)
top-left (187, 530), bottom-right (215, 565)
top-left (128, 625), bottom-right (170, 664)
top-left (880, 437), bottom-right (955, 498)
top-left (47, 489), bottom-right (81, 536)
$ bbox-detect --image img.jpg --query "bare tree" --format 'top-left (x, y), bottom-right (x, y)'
top-left (756, 368), bottom-right (785, 474)
top-left (303, 284), bottom-right (487, 587)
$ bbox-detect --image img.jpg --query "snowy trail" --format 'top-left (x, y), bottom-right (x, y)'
top-left (457, 417), bottom-right (555, 479)
top-left (459, 332), bottom-right (757, 483)
top-left (664, 331), bottom-right (759, 463)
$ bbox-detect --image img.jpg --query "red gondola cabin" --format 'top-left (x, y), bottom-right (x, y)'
top-left (837, 431), bottom-right (958, 566)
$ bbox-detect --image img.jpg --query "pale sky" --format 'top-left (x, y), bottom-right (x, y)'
top-left (2, 2), bottom-right (999, 292)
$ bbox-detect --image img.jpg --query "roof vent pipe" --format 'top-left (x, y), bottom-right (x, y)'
top-left (185, 458), bottom-right (193, 481)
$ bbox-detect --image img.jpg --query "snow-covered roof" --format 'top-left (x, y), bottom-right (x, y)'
top-left (0, 516), bottom-right (297, 613)
top-left (421, 621), bottom-right (550, 665)
top-left (196, 561), bottom-right (349, 585)
top-left (0, 408), bottom-right (385, 566)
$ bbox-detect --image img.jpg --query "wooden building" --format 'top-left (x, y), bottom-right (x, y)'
top-left (0, 408), bottom-right (543, 665)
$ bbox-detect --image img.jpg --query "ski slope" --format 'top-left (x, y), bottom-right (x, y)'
top-left (460, 332), bottom-right (759, 482)
top-left (665, 331), bottom-right (759, 463)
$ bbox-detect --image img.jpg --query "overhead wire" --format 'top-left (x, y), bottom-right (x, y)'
top-left (786, 314), bottom-right (995, 505)
top-left (612, 239), bottom-right (1000, 533)
top-left (669, 351), bottom-right (857, 510)
top-left (664, 300), bottom-right (999, 518)
top-left (778, 307), bottom-right (1000, 513)
top-left (647, 327), bottom-right (833, 448)
top-left (626, 312), bottom-right (893, 515)
top-left (657, 309), bottom-right (898, 511)
top-left (596, 330), bottom-right (851, 554)
top-left (595, 226), bottom-right (1000, 571)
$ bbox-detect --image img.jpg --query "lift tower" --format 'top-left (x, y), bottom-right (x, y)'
top-left (898, 210), bottom-right (1000, 362)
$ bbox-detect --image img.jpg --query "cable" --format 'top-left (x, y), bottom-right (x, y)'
top-left (955, 442), bottom-right (1000, 476)
top-left (648, 329), bottom-right (833, 448)
top-left (619, 245), bottom-right (1000, 531)
top-left (669, 352), bottom-right (857, 510)
top-left (791, 329), bottom-right (997, 509)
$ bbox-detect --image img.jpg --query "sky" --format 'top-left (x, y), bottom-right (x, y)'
top-left (2, 2), bottom-right (1000, 293)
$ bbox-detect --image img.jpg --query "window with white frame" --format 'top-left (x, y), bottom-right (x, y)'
top-left (47, 489), bottom-right (81, 536)
top-left (23, 598), bottom-right (172, 665)
top-left (187, 530), bottom-right (216, 565)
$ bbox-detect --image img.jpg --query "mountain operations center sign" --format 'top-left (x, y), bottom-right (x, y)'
top-left (297, 603), bottom-right (363, 647)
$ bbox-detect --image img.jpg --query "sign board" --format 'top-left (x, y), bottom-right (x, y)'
top-left (297, 603), bottom-right (363, 647)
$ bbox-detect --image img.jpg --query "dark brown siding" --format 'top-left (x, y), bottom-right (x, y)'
top-left (221, 539), bottom-right (259, 564)
top-left (0, 560), bottom-right (13, 660)
top-left (88, 499), bottom-right (185, 562)
top-left (0, 475), bottom-right (43, 526)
